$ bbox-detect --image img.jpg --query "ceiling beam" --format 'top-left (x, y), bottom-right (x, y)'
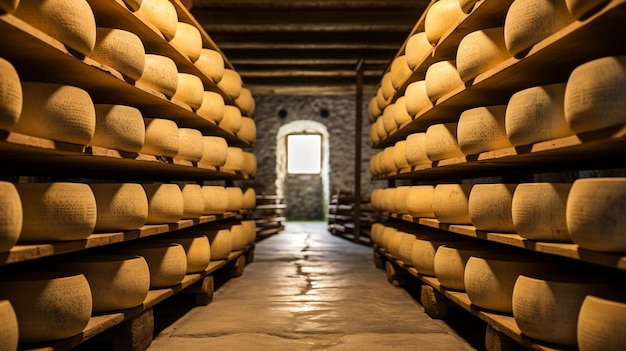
top-left (238, 70), bottom-right (382, 78)
top-left (192, 0), bottom-right (426, 10)
top-left (218, 42), bottom-right (399, 50)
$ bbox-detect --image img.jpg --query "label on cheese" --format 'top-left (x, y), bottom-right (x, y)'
top-left (141, 118), bottom-right (180, 157)
top-left (457, 105), bottom-right (512, 155)
top-left (433, 184), bottom-right (473, 224)
top-left (169, 22), bottom-right (202, 62)
top-left (194, 48), bottom-right (225, 84)
top-left (0, 181), bottom-right (21, 252)
top-left (176, 128), bottom-right (204, 162)
top-left (456, 27), bottom-right (511, 82)
top-left (512, 182), bottom-right (572, 242)
top-left (89, 28), bottom-right (145, 81)
top-left (0, 57), bottom-right (22, 131)
top-left (92, 104), bottom-right (145, 153)
top-left (90, 183), bottom-right (148, 232)
top-left (468, 183), bottom-right (517, 233)
top-left (142, 183), bottom-right (184, 224)
top-left (425, 123), bottom-right (465, 161)
top-left (138, 54), bottom-right (178, 97)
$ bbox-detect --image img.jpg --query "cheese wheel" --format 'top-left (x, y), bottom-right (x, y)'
top-left (393, 141), bottom-right (410, 170)
top-left (513, 275), bottom-right (617, 346)
top-left (223, 147), bottom-right (245, 172)
top-left (0, 300), bottom-right (18, 351)
top-left (135, 0), bottom-right (178, 40)
top-left (90, 183), bottom-right (148, 232)
top-left (141, 118), bottom-right (180, 157)
top-left (179, 184), bottom-right (205, 219)
top-left (169, 22), bottom-right (202, 62)
top-left (138, 54), bottom-right (178, 97)
top-left (565, 0), bottom-right (609, 19)
top-left (175, 128), bottom-right (204, 162)
top-left (0, 182), bottom-right (21, 252)
top-left (380, 226), bottom-right (398, 250)
top-left (387, 230), bottom-right (412, 258)
top-left (578, 295), bottom-right (626, 351)
top-left (405, 32), bottom-right (432, 70)
top-left (242, 152), bottom-right (257, 177)
top-left (369, 153), bottom-right (380, 176)
top-left (397, 232), bottom-right (417, 264)
top-left (14, 0), bottom-right (96, 56)
top-left (381, 187), bottom-right (397, 213)
top-left (405, 132), bottom-right (430, 166)
top-left (457, 105), bottom-right (512, 155)
top-left (406, 185), bottom-right (436, 218)
top-left (199, 136), bottom-right (228, 167)
top-left (242, 188), bottom-right (256, 209)
top-left (119, 243), bottom-right (187, 288)
top-left (0, 0), bottom-right (19, 14)
top-left (368, 97), bottom-right (382, 122)
top-left (172, 73), bottom-right (204, 110)
top-left (236, 87), bottom-right (255, 117)
top-left (512, 183), bottom-right (572, 242)
top-left (225, 187), bottom-right (243, 212)
top-left (121, 0), bottom-right (141, 11)
top-left (394, 186), bottom-right (411, 214)
top-left (220, 105), bottom-right (243, 134)
top-left (170, 235), bottom-right (211, 273)
top-left (434, 245), bottom-right (491, 291)
top-left (205, 228), bottom-right (232, 260)
top-left (0, 58), bottom-right (22, 131)
top-left (381, 72), bottom-right (395, 100)
top-left (425, 123), bottom-right (465, 161)
top-left (468, 183), bottom-right (517, 233)
top-left (241, 220), bottom-right (257, 244)
top-left (394, 97), bottom-right (412, 127)
top-left (142, 183), bottom-right (184, 224)
top-left (15, 82), bottom-right (95, 145)
top-left (217, 69), bottom-right (242, 100)
top-left (238, 117), bottom-right (256, 144)
top-left (229, 224), bottom-right (247, 251)
top-left (404, 80), bottom-right (432, 117)
top-left (505, 83), bottom-right (573, 146)
top-left (458, 0), bottom-right (479, 13)
top-left (391, 55), bottom-right (412, 90)
top-left (567, 178), bottom-right (626, 252)
top-left (411, 239), bottom-right (448, 276)
top-left (370, 189), bottom-right (383, 210)
top-left (425, 60), bottom-right (464, 102)
top-left (380, 147), bottom-right (396, 174)
top-left (433, 184), bottom-right (473, 224)
top-left (375, 117), bottom-right (387, 140)
top-left (0, 272), bottom-right (92, 343)
top-left (456, 27), bottom-right (511, 82)
top-left (370, 222), bottom-right (385, 246)
top-left (425, 0), bottom-right (465, 44)
top-left (92, 104), bottom-right (145, 153)
top-left (16, 182), bottom-right (96, 241)
top-left (504, 0), bottom-right (574, 56)
top-left (202, 186), bottom-right (229, 214)
top-left (375, 87), bottom-right (387, 111)
top-left (382, 104), bottom-right (398, 134)
top-left (53, 255), bottom-right (150, 312)
top-left (565, 56), bottom-right (626, 133)
top-left (89, 28), bottom-right (145, 81)
top-left (197, 91), bottom-right (226, 124)
top-left (195, 48), bottom-right (225, 84)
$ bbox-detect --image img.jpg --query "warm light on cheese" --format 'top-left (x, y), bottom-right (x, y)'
top-left (199, 136), bottom-right (228, 167)
top-left (375, 117), bottom-right (387, 140)
top-left (381, 72), bottom-right (395, 100)
top-left (92, 104), bottom-right (145, 153)
top-left (205, 228), bottom-right (232, 260)
top-left (90, 183), bottom-right (148, 232)
top-left (118, 243), bottom-right (187, 288)
top-left (0, 299), bottom-right (18, 351)
top-left (393, 141), bottom-right (411, 170)
top-left (229, 223), bottom-right (247, 251)
top-left (202, 186), bottom-right (229, 215)
top-left (89, 28), bottom-right (145, 81)
top-left (394, 186), bottom-right (411, 214)
top-left (425, 0), bottom-right (465, 44)
top-left (375, 87), bottom-right (387, 111)
top-left (169, 22), bottom-right (202, 62)
top-left (456, 27), bottom-right (511, 82)
top-left (223, 147), bottom-right (245, 172)
top-left (407, 185), bottom-right (436, 218)
top-left (411, 239), bottom-right (448, 276)
top-left (172, 73), bottom-right (204, 110)
top-left (405, 132), bottom-right (431, 166)
top-left (241, 220), bottom-right (257, 244)
top-left (242, 188), bottom-right (256, 209)
top-left (176, 128), bottom-right (204, 162)
top-left (197, 91), bottom-right (225, 124)
top-left (0, 182), bottom-right (21, 252)
top-left (225, 187), bottom-right (243, 212)
top-left (433, 184), bottom-right (473, 224)
top-left (394, 97), bottom-right (412, 127)
top-left (217, 69), bottom-right (243, 100)
top-left (434, 245), bottom-right (491, 291)
top-left (382, 104), bottom-right (398, 135)
top-left (0, 0), bottom-right (19, 13)
top-left (135, 0), bottom-right (178, 40)
top-left (238, 117), bottom-right (257, 144)
top-left (405, 32), bottom-right (432, 70)
top-left (458, 0), bottom-right (479, 13)
top-left (138, 54), bottom-right (178, 98)
top-left (220, 105), bottom-right (243, 134)
top-left (0, 58), bottom-right (22, 132)
top-left (236, 87), bottom-right (255, 117)
top-left (194, 48), bottom-right (225, 84)
top-left (142, 183), bottom-right (184, 224)
top-left (404, 80), bottom-right (432, 117)
top-left (468, 183), bottom-right (517, 233)
top-left (242, 152), bottom-right (258, 177)
top-left (141, 118), bottom-right (180, 157)
top-left (425, 61), bottom-right (464, 102)
top-left (457, 105), bottom-right (512, 155)
top-left (391, 55), bottom-right (412, 90)
top-left (425, 123), bottom-right (465, 161)
top-left (512, 182), bottom-right (572, 242)
top-left (578, 295), bottom-right (626, 351)
top-left (179, 184), bottom-right (205, 219)
top-left (170, 235), bottom-right (211, 273)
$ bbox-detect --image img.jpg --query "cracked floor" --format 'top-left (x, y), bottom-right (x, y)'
top-left (147, 222), bottom-right (483, 350)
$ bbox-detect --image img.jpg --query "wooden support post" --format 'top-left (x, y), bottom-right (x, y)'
top-left (373, 249), bottom-right (385, 269)
top-left (354, 58), bottom-right (364, 243)
top-left (245, 246), bottom-right (255, 264)
top-left (384, 261), bottom-right (409, 287)
top-left (485, 325), bottom-right (527, 351)
top-left (185, 275), bottom-right (215, 306)
top-left (420, 284), bottom-right (450, 319)
top-left (229, 255), bottom-right (247, 278)
top-left (110, 309), bottom-right (154, 351)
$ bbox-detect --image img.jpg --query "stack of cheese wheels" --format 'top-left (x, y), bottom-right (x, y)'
top-left (425, 61), bottom-right (464, 102)
top-left (375, 117), bottom-right (387, 141)
top-left (218, 69), bottom-right (243, 100)
top-left (53, 255), bottom-right (150, 312)
top-left (202, 185), bottom-right (229, 215)
top-left (167, 235), bottom-right (211, 273)
top-left (457, 105), bottom-right (512, 155)
top-left (407, 185), bottom-right (436, 218)
top-left (468, 183), bottom-right (518, 233)
top-left (134, 0), bottom-right (178, 40)
top-left (140, 118), bottom-right (180, 157)
top-left (386, 229), bottom-right (411, 259)
top-left (242, 152), bottom-right (257, 177)
top-left (172, 73), bottom-right (204, 110)
top-left (391, 56), bottom-right (412, 90)
top-left (89, 183), bottom-right (148, 232)
top-left (241, 220), bottom-right (257, 245)
top-left (236, 87), bottom-right (255, 117)
top-left (142, 183), bottom-right (184, 224)
top-left (381, 187), bottom-right (397, 213)
top-left (513, 275), bottom-right (618, 346)
top-left (16, 182), bottom-right (97, 241)
top-left (425, 123), bottom-right (465, 161)
top-left (512, 182), bottom-right (572, 242)
top-left (394, 186), bottom-right (411, 214)
top-left (405, 32), bottom-right (432, 70)
top-left (223, 147), bottom-right (245, 172)
top-left (13, 0), bottom-right (96, 56)
top-left (577, 295), bottom-right (626, 351)
top-left (197, 91), bottom-right (225, 124)
top-left (169, 22), bottom-right (202, 62)
top-left (375, 87), bottom-right (386, 112)
top-left (565, 56), bottom-right (626, 133)
top-left (412, 238), bottom-right (458, 276)
top-left (424, 0), bottom-right (465, 44)
top-left (393, 141), bottom-right (410, 170)
top-left (458, 0), bottom-right (480, 13)
top-left (370, 222), bottom-right (384, 246)
top-left (199, 136), bottom-right (228, 167)
top-left (176, 128), bottom-right (204, 162)
top-left (194, 48), bottom-right (224, 83)
top-left (504, 0), bottom-right (574, 56)
top-left (0, 58), bottom-right (22, 132)
top-left (92, 104), bottom-right (145, 153)
top-left (0, 272), bottom-right (92, 343)
top-left (382, 104), bottom-right (398, 135)
top-left (117, 242), bottom-right (187, 288)
top-left (567, 178), bottom-right (626, 252)
top-left (220, 105), bottom-right (243, 134)
top-left (380, 147), bottom-right (396, 174)
top-left (396, 231), bottom-right (417, 264)
top-left (229, 223), bottom-right (247, 251)
top-left (368, 97), bottom-right (382, 122)
top-left (405, 132), bottom-right (431, 166)
top-left (242, 188), bottom-right (256, 209)
top-left (204, 227), bottom-right (232, 260)
top-left (0, 300), bottom-right (18, 351)
top-left (434, 244), bottom-right (494, 291)
top-left (565, 0), bottom-right (610, 19)
top-left (0, 0), bottom-right (19, 13)
top-left (405, 80), bottom-right (432, 117)
top-left (138, 54), bottom-right (178, 97)
top-left (394, 97), bottom-right (412, 127)
top-left (456, 27), bottom-right (510, 82)
top-left (15, 82), bottom-right (96, 145)
top-left (225, 187), bottom-right (243, 212)
top-left (505, 83), bottom-right (573, 146)
top-left (238, 117), bottom-right (257, 144)
top-left (179, 183), bottom-right (205, 219)
top-left (89, 28), bottom-right (145, 81)
top-left (433, 183), bottom-right (473, 224)
top-left (0, 182), bottom-right (21, 252)
top-left (381, 72), bottom-right (395, 101)
top-left (379, 225), bottom-right (398, 251)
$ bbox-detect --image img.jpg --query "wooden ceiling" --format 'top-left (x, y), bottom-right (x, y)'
top-left (189, 0), bottom-right (429, 95)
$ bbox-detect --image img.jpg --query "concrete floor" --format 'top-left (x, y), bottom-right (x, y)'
top-left (148, 222), bottom-right (484, 351)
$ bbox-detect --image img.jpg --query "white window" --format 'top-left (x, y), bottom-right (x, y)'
top-left (287, 134), bottom-right (322, 174)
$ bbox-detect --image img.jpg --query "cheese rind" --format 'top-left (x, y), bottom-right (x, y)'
top-left (220, 105), bottom-right (243, 134)
top-left (223, 147), bottom-right (245, 172)
top-left (393, 141), bottom-right (410, 170)
top-left (457, 105), bottom-right (512, 155)
top-left (0, 57), bottom-right (22, 131)
top-left (0, 299), bottom-right (18, 351)
top-left (197, 91), bottom-right (225, 124)
top-left (205, 228), bottom-right (232, 260)
top-left (434, 245), bottom-right (491, 291)
top-left (236, 87), bottom-right (255, 117)
top-left (241, 220), bottom-right (257, 244)
top-left (230, 224), bottom-right (247, 251)
top-left (142, 183), bottom-right (184, 224)
top-left (390, 55), bottom-right (412, 90)
top-left (225, 187), bottom-right (243, 212)
top-left (512, 183), bottom-right (572, 242)
top-left (199, 136), bottom-right (228, 167)
top-left (141, 118), bottom-right (180, 157)
top-left (394, 186), bottom-right (411, 214)
top-left (92, 104), bottom-right (145, 153)
top-left (0, 182), bottom-right (21, 252)
top-left (394, 97), bottom-right (412, 127)
top-left (433, 184), bottom-right (473, 224)
top-left (565, 0), bottom-right (610, 19)
top-left (202, 186), bottom-right (229, 215)
top-left (381, 73), bottom-right (395, 100)
top-left (382, 104), bottom-right (398, 135)
top-left (90, 183), bottom-right (148, 232)
top-left (242, 152), bottom-right (258, 177)
top-left (134, 0), bottom-right (178, 40)
top-left (456, 28), bottom-right (510, 82)
top-left (238, 117), bottom-right (257, 144)
top-left (0, 0), bottom-right (19, 13)
top-left (425, 123), bottom-right (465, 161)
top-left (468, 183), bottom-right (517, 233)
top-left (406, 185), bottom-right (436, 218)
top-left (170, 235), bottom-right (211, 273)
top-left (179, 184), bottom-right (205, 219)
top-left (425, 61), bottom-right (464, 102)
top-left (404, 80), bottom-right (432, 117)
top-left (578, 295), bottom-right (626, 351)
top-left (217, 69), bottom-right (242, 100)
top-left (176, 128), bottom-right (204, 162)
top-left (194, 49), bottom-right (225, 83)
top-left (368, 97), bottom-right (382, 122)
top-left (172, 73), bottom-right (204, 110)
top-left (139, 54), bottom-right (178, 98)
top-left (405, 132), bottom-right (430, 166)
top-left (169, 22), bottom-right (202, 62)
top-left (405, 32), bottom-right (432, 70)
top-left (90, 28), bottom-right (145, 81)
top-left (242, 188), bottom-right (256, 209)
top-left (411, 239), bottom-right (447, 276)
top-left (425, 0), bottom-right (465, 44)
top-left (118, 243), bottom-right (187, 288)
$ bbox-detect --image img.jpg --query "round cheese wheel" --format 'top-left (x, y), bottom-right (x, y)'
top-left (375, 117), bottom-right (387, 140)
top-left (169, 22), bottom-right (202, 62)
top-left (512, 182), bottom-right (572, 242)
top-left (578, 295), bottom-right (626, 351)
top-left (0, 0), bottom-right (19, 14)
top-left (434, 245), bottom-right (492, 291)
top-left (425, 123), bottom-right (465, 161)
top-left (381, 72), bottom-right (395, 100)
top-left (433, 184), bottom-right (473, 224)
top-left (391, 55), bottom-right (412, 90)
top-left (394, 97), bottom-right (412, 127)
top-left (90, 183), bottom-right (148, 232)
top-left (199, 136), bottom-right (228, 167)
top-left (15, 82), bottom-right (95, 145)
top-left (379, 226), bottom-right (398, 252)
top-left (368, 97), bottom-right (382, 122)
top-left (380, 147), bottom-right (397, 174)
top-left (382, 104), bottom-right (398, 135)
top-left (370, 222), bottom-right (385, 246)
top-left (405, 80), bottom-right (432, 117)
top-left (405, 32), bottom-right (432, 70)
top-left (0, 272), bottom-right (92, 343)
top-left (220, 105), bottom-right (243, 134)
top-left (457, 105), bottom-right (512, 155)
top-left (242, 152), bottom-right (257, 177)
top-left (468, 183), bottom-right (517, 233)
top-left (92, 104), bottom-right (145, 153)
top-left (504, 0), bottom-right (574, 56)
top-left (397, 232), bottom-right (417, 264)
top-left (16, 182), bottom-right (96, 241)
top-left (375, 87), bottom-right (387, 111)
top-left (197, 91), bottom-right (225, 124)
top-left (217, 69), bottom-right (242, 100)
top-left (205, 228), bottom-right (232, 260)
top-left (411, 239), bottom-right (448, 276)
top-left (407, 185), bottom-right (436, 218)
top-left (223, 147), bottom-right (245, 172)
top-left (13, 0), bottom-right (96, 56)
top-left (0, 300), bottom-right (18, 351)
top-left (141, 118), bottom-right (180, 157)
top-left (225, 187), bottom-right (243, 212)
top-left (118, 243), bottom-right (187, 288)
top-left (369, 152), bottom-right (381, 176)
top-left (565, 0), bottom-right (609, 19)
top-left (241, 220), bottom-right (256, 244)
top-left (0, 58), bottom-right (22, 132)
top-left (89, 28), bottom-right (145, 81)
top-left (0, 182), bottom-right (21, 252)
top-left (142, 183), bottom-right (184, 224)
top-left (179, 183), bottom-right (205, 219)
top-left (458, 0), bottom-right (479, 13)
top-left (369, 124), bottom-right (380, 146)
top-left (456, 27), bottom-right (510, 82)
top-left (387, 230), bottom-right (411, 258)
top-left (567, 178), bottom-right (626, 252)
top-left (242, 188), bottom-right (256, 209)
top-left (170, 235), bottom-right (211, 273)
top-left (381, 187), bottom-right (397, 213)
top-left (202, 186), bottom-right (229, 214)
top-left (405, 132), bottom-right (430, 166)
top-left (393, 141), bottom-right (410, 170)
top-left (394, 186), bottom-right (411, 214)
top-left (238, 117), bottom-right (256, 144)
top-left (172, 73), bottom-right (204, 110)
top-left (176, 128), bottom-right (204, 162)
top-left (135, 0), bottom-right (178, 40)
top-left (565, 56), bottom-right (626, 133)
top-left (194, 48), bottom-right (225, 84)
top-left (370, 189), bottom-right (383, 210)
top-left (229, 223), bottom-right (247, 251)
top-left (425, 60), bottom-right (464, 102)
top-left (236, 87), bottom-right (255, 117)
top-left (53, 254), bottom-right (150, 312)
top-left (425, 0), bottom-right (465, 44)
top-left (139, 54), bottom-right (178, 98)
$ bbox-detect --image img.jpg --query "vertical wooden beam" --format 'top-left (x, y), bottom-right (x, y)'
top-left (354, 59), bottom-right (364, 243)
